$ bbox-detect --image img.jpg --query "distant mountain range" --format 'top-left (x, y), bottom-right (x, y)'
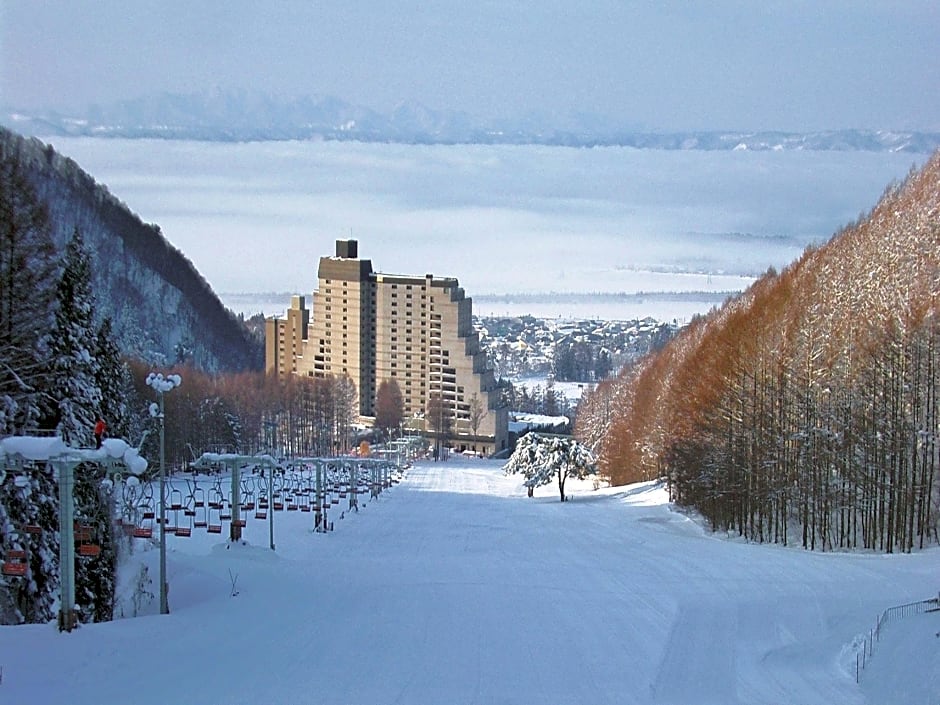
top-left (3, 90), bottom-right (938, 153)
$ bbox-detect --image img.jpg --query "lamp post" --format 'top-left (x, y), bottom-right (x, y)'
top-left (146, 371), bottom-right (182, 615)
top-left (439, 392), bottom-right (447, 462)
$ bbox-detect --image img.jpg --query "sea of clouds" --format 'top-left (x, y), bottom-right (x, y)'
top-left (47, 137), bottom-right (922, 320)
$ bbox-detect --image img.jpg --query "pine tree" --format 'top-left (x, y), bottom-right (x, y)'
top-left (95, 317), bottom-right (133, 442)
top-left (41, 228), bottom-right (102, 444)
top-left (39, 228), bottom-right (116, 623)
top-left (0, 143), bottom-right (58, 433)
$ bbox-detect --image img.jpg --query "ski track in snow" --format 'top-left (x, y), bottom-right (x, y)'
top-left (0, 459), bottom-right (936, 705)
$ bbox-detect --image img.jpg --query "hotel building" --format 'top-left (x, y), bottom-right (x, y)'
top-left (266, 240), bottom-right (508, 455)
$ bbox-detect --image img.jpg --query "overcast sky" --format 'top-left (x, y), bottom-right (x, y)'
top-left (1, 1), bottom-right (938, 132)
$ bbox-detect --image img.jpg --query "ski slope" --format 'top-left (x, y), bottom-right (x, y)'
top-left (1, 459), bottom-right (937, 704)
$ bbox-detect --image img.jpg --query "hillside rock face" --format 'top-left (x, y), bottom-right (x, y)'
top-left (1, 127), bottom-right (260, 372)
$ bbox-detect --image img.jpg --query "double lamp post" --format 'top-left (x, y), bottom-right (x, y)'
top-left (145, 371), bottom-right (182, 615)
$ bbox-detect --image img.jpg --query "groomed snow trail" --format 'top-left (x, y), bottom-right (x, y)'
top-left (0, 459), bottom-right (936, 705)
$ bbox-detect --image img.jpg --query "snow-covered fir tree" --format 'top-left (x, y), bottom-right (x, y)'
top-left (95, 317), bottom-right (134, 442)
top-left (41, 228), bottom-right (102, 444)
top-left (37, 228), bottom-right (117, 623)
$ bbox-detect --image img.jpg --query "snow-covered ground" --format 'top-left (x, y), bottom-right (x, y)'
top-left (1, 458), bottom-right (937, 704)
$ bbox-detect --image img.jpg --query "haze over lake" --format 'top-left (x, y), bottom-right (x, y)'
top-left (47, 137), bottom-right (922, 320)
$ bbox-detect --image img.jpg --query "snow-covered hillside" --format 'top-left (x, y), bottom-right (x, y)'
top-left (1, 459), bottom-right (935, 704)
top-left (0, 127), bottom-right (260, 372)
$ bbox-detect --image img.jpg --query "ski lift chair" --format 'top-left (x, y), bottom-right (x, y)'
top-left (2, 532), bottom-right (28, 578)
top-left (207, 504), bottom-right (223, 534)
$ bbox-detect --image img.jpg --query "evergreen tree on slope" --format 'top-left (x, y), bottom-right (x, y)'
top-left (40, 228), bottom-right (116, 622)
top-left (0, 143), bottom-right (58, 433)
top-left (95, 317), bottom-right (134, 442)
top-left (42, 228), bottom-right (101, 443)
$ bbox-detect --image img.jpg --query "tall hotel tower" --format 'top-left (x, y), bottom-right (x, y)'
top-left (266, 240), bottom-right (508, 455)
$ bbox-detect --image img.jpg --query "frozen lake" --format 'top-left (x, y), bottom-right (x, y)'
top-left (47, 137), bottom-right (923, 320)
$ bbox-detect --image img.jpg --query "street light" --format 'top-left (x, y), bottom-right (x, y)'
top-left (146, 371), bottom-right (182, 615)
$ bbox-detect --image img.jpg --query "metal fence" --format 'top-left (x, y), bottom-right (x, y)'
top-left (855, 593), bottom-right (940, 683)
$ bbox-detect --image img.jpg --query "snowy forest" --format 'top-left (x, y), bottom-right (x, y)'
top-left (577, 152), bottom-right (940, 553)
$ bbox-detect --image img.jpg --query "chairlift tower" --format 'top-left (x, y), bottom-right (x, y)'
top-left (1, 436), bottom-right (149, 631)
